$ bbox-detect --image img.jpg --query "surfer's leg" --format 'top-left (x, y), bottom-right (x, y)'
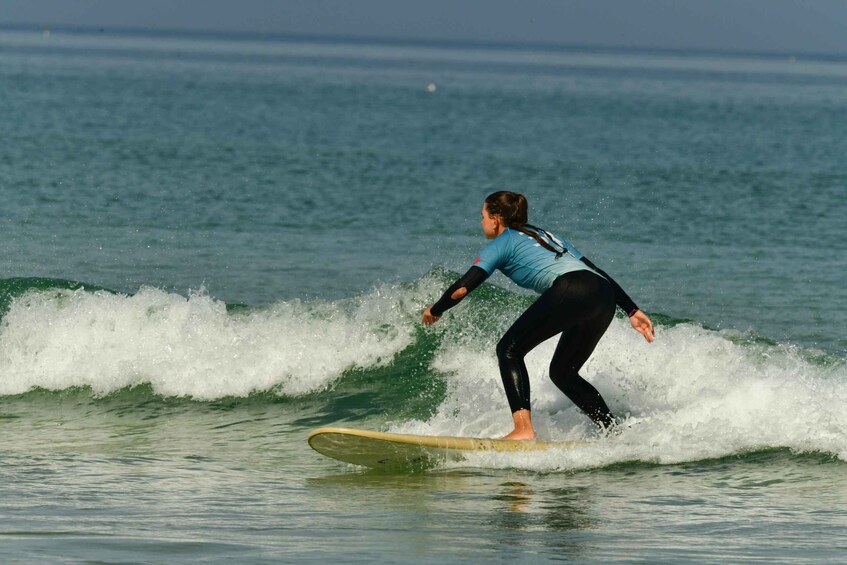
top-left (496, 280), bottom-right (575, 439)
top-left (548, 278), bottom-right (617, 429)
top-left (549, 323), bottom-right (615, 428)
top-left (496, 287), bottom-right (569, 412)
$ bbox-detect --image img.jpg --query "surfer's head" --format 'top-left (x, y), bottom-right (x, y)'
top-left (483, 191), bottom-right (527, 238)
top-left (481, 191), bottom-right (562, 257)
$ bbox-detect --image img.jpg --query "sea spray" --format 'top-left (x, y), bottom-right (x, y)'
top-left (0, 282), bottom-right (431, 399)
top-left (396, 309), bottom-right (847, 469)
top-left (2, 274), bottom-right (845, 469)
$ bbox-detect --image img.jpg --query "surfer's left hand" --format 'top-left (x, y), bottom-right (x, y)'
top-left (421, 307), bottom-right (441, 326)
top-left (629, 310), bottom-right (654, 343)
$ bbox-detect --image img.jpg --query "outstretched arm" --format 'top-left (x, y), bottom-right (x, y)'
top-left (422, 266), bottom-right (489, 325)
top-left (580, 256), bottom-right (654, 343)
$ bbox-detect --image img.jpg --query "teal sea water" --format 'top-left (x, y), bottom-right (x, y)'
top-left (1, 26), bottom-right (846, 562)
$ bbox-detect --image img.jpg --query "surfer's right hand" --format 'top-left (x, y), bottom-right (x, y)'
top-left (421, 307), bottom-right (441, 326)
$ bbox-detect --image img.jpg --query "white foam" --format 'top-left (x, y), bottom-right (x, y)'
top-left (4, 276), bottom-right (846, 468)
top-left (0, 284), bottom-right (424, 399)
top-left (394, 315), bottom-right (847, 468)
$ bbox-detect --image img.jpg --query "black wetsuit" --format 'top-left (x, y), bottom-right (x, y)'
top-left (430, 230), bottom-right (639, 429)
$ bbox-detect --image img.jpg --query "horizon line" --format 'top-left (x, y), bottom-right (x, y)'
top-left (2, 20), bottom-right (847, 63)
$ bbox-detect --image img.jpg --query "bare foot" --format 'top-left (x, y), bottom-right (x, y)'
top-left (503, 409), bottom-right (536, 440)
top-left (502, 429), bottom-right (537, 441)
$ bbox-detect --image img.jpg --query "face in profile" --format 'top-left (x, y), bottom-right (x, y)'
top-left (481, 203), bottom-right (501, 239)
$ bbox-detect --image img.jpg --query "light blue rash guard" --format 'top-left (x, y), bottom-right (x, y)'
top-left (474, 228), bottom-right (600, 294)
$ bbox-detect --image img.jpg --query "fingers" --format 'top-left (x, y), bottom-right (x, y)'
top-left (641, 322), bottom-right (655, 343)
top-left (421, 308), bottom-right (441, 326)
top-left (631, 314), bottom-right (655, 343)
top-left (632, 312), bottom-right (655, 343)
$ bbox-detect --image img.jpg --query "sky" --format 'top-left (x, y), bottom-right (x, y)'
top-left (2, 0), bottom-right (847, 55)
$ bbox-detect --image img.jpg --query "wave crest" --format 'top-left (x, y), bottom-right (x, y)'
top-left (0, 283), bottom-right (423, 399)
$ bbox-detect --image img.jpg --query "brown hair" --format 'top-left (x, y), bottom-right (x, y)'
top-left (484, 191), bottom-right (565, 258)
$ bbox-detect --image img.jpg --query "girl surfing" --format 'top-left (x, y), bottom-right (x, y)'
top-left (422, 191), bottom-right (654, 439)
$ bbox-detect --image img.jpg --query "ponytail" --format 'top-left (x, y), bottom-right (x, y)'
top-left (516, 224), bottom-right (566, 258)
top-left (485, 191), bottom-right (567, 258)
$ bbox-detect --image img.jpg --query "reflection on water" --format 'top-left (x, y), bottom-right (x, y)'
top-left (495, 481), bottom-right (533, 514)
top-left (303, 452), bottom-right (847, 562)
top-left (0, 392), bottom-right (845, 562)
top-left (490, 480), bottom-right (598, 532)
top-left (306, 470), bottom-right (604, 559)
top-left (488, 480), bottom-right (598, 560)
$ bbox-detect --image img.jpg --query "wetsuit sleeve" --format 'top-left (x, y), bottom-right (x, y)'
top-left (580, 256), bottom-right (640, 317)
top-left (430, 266), bottom-right (489, 317)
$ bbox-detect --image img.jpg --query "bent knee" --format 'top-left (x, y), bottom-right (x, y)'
top-left (496, 336), bottom-right (523, 361)
top-left (549, 360), bottom-right (578, 384)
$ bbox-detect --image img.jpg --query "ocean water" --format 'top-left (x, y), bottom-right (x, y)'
top-left (0, 26), bottom-right (846, 563)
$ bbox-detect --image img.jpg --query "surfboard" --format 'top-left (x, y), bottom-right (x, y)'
top-left (308, 427), bottom-right (590, 469)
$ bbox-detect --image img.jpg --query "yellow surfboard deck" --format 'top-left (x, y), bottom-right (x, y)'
top-left (308, 427), bottom-right (590, 469)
